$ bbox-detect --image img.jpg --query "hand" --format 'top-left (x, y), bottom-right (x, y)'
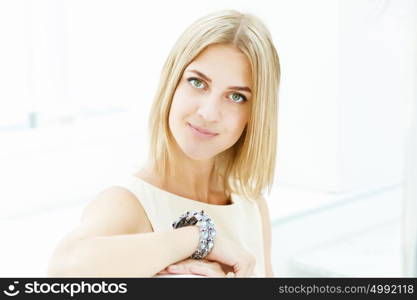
top-left (157, 227), bottom-right (256, 278)
top-left (156, 258), bottom-right (230, 278)
top-left (204, 227), bottom-right (256, 278)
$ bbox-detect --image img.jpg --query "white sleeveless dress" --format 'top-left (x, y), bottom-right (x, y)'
top-left (115, 174), bottom-right (266, 277)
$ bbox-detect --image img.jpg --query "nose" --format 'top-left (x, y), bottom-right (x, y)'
top-left (196, 93), bottom-right (221, 123)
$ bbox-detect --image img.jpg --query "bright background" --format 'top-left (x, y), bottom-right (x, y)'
top-left (0, 0), bottom-right (416, 277)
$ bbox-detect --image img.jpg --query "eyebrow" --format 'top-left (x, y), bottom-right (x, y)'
top-left (186, 69), bottom-right (252, 94)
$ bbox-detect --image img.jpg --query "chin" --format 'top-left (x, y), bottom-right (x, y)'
top-left (172, 131), bottom-right (223, 161)
top-left (179, 144), bottom-right (218, 161)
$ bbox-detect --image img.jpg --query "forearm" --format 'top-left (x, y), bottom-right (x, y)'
top-left (61, 226), bottom-right (200, 277)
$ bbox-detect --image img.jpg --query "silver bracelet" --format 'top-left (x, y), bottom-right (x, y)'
top-left (172, 210), bottom-right (216, 259)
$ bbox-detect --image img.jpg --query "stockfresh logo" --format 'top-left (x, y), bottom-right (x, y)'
top-left (3, 281), bottom-right (20, 297)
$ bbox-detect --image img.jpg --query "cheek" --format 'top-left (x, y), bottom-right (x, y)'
top-left (223, 113), bottom-right (248, 141)
top-left (170, 87), bottom-right (196, 121)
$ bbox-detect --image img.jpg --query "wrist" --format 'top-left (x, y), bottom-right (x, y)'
top-left (172, 210), bottom-right (216, 259)
top-left (170, 225), bottom-right (200, 259)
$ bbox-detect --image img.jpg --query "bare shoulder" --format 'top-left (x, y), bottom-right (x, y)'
top-left (79, 185), bottom-right (154, 236)
top-left (47, 186), bottom-right (153, 276)
top-left (56, 186), bottom-right (153, 250)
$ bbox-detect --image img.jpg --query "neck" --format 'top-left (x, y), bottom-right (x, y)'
top-left (141, 148), bottom-right (228, 204)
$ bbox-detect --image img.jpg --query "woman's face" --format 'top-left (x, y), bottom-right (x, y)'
top-left (168, 43), bottom-right (252, 161)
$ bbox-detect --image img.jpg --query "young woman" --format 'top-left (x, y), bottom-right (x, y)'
top-left (47, 9), bottom-right (280, 278)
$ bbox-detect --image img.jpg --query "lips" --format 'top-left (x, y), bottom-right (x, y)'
top-left (187, 122), bottom-right (218, 136)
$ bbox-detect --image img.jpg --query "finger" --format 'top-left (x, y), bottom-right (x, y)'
top-left (168, 263), bottom-right (211, 277)
top-left (167, 260), bottom-right (225, 277)
top-left (167, 260), bottom-right (204, 273)
top-left (219, 262), bottom-right (234, 274)
top-left (167, 263), bottom-right (198, 274)
top-left (189, 265), bottom-right (225, 278)
top-left (166, 258), bottom-right (196, 272)
top-left (167, 264), bottom-right (185, 273)
top-left (233, 263), bottom-right (251, 278)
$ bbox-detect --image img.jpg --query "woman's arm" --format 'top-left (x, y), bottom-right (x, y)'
top-left (48, 186), bottom-right (256, 277)
top-left (47, 186), bottom-right (200, 277)
top-left (56, 226), bottom-right (200, 277)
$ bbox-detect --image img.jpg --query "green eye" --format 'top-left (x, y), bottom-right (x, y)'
top-left (229, 93), bottom-right (247, 103)
top-left (188, 78), bottom-right (205, 89)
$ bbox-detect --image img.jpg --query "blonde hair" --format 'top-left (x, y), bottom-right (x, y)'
top-left (147, 9), bottom-right (280, 202)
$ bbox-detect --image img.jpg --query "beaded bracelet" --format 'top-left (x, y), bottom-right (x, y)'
top-left (172, 210), bottom-right (216, 259)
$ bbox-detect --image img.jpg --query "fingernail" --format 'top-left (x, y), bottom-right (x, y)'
top-left (169, 265), bottom-right (178, 270)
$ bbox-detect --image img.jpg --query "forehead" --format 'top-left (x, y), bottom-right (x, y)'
top-left (186, 44), bottom-right (252, 86)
